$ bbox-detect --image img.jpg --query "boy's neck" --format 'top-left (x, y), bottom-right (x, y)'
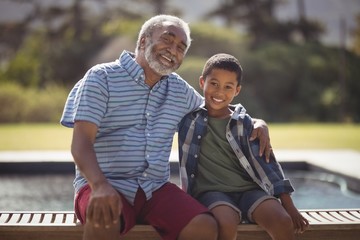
top-left (207, 107), bottom-right (233, 119)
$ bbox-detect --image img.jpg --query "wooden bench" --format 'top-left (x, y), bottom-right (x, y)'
top-left (1, 209), bottom-right (360, 240)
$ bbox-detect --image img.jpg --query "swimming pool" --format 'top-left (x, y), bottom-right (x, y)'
top-left (0, 170), bottom-right (359, 211)
top-left (284, 170), bottom-right (360, 209)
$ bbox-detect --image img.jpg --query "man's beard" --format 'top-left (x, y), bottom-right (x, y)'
top-left (144, 39), bottom-right (180, 76)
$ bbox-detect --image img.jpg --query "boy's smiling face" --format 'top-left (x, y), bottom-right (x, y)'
top-left (200, 68), bottom-right (241, 118)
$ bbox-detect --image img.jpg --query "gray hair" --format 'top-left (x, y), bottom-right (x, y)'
top-left (135, 15), bottom-right (192, 55)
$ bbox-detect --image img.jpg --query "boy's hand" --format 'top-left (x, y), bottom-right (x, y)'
top-left (250, 119), bottom-right (273, 162)
top-left (280, 194), bottom-right (309, 234)
top-left (284, 205), bottom-right (309, 234)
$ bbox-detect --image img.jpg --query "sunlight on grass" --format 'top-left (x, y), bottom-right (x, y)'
top-left (0, 124), bottom-right (72, 151)
top-left (0, 123), bottom-right (359, 151)
top-left (269, 123), bottom-right (360, 151)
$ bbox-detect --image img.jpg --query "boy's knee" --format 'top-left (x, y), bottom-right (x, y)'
top-left (217, 217), bottom-right (238, 237)
top-left (279, 213), bottom-right (293, 229)
top-left (178, 213), bottom-right (218, 240)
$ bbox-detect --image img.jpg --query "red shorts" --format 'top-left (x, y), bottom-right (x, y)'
top-left (75, 183), bottom-right (209, 240)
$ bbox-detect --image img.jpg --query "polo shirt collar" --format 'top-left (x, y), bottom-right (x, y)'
top-left (120, 50), bottom-right (145, 84)
top-left (120, 51), bottom-right (173, 89)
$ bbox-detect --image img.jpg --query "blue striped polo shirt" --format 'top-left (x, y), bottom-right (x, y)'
top-left (60, 50), bottom-right (203, 204)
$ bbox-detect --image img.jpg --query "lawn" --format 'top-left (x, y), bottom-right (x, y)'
top-left (0, 123), bottom-right (359, 151)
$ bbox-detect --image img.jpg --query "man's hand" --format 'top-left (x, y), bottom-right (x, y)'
top-left (250, 119), bottom-right (273, 162)
top-left (86, 182), bottom-right (122, 229)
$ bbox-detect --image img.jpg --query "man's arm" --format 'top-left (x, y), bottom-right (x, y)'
top-left (71, 121), bottom-right (121, 228)
top-left (250, 118), bottom-right (273, 162)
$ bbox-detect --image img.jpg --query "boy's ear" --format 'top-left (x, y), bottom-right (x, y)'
top-left (235, 85), bottom-right (242, 96)
top-left (199, 76), bottom-right (205, 89)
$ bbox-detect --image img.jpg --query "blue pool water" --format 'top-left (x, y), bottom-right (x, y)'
top-left (0, 171), bottom-right (359, 211)
top-left (284, 170), bottom-right (360, 209)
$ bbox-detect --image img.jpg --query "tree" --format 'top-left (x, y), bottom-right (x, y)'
top-left (352, 13), bottom-right (360, 56)
top-left (0, 0), bottom-right (184, 87)
top-left (205, 0), bottom-right (323, 47)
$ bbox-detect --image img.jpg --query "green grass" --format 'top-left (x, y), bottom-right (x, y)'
top-left (268, 123), bottom-right (360, 151)
top-left (0, 123), bottom-right (359, 151)
top-left (0, 123), bottom-right (73, 151)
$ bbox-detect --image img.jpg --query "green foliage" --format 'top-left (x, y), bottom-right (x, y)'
top-left (103, 18), bottom-right (143, 39)
top-left (22, 85), bottom-right (68, 122)
top-left (1, 11), bottom-right (359, 123)
top-left (0, 35), bottom-right (42, 87)
top-left (0, 83), bottom-right (67, 123)
top-left (180, 35), bottom-right (360, 122)
top-left (188, 22), bottom-right (248, 57)
top-left (0, 83), bottom-right (27, 122)
top-left (236, 42), bottom-right (347, 122)
top-left (177, 56), bottom-right (207, 92)
top-left (352, 13), bottom-right (360, 56)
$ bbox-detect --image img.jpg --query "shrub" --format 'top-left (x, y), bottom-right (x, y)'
top-left (0, 83), bottom-right (27, 122)
top-left (0, 83), bottom-right (68, 123)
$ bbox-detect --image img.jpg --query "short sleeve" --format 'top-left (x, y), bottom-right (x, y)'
top-left (60, 68), bottom-right (109, 128)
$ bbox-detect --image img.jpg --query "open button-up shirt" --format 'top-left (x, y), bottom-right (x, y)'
top-left (178, 103), bottom-right (294, 197)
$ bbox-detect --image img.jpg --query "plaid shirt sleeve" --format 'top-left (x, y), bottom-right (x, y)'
top-left (236, 112), bottom-right (295, 197)
top-left (178, 108), bottom-right (207, 193)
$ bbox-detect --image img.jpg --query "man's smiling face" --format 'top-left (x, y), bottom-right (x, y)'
top-left (144, 22), bottom-right (187, 76)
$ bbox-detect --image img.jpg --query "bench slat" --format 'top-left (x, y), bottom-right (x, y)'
top-left (31, 213), bottom-right (42, 224)
top-left (54, 213), bottom-right (64, 224)
top-left (323, 211), bottom-right (345, 222)
top-left (1, 210), bottom-right (360, 240)
top-left (6, 214), bottom-right (21, 224)
top-left (18, 214), bottom-right (31, 224)
top-left (330, 211), bottom-right (355, 222)
top-left (0, 213), bottom-right (10, 224)
top-left (349, 210), bottom-right (360, 219)
top-left (307, 211), bottom-right (330, 223)
top-left (64, 213), bottom-right (76, 224)
top-left (301, 211), bottom-right (319, 223)
top-left (42, 213), bottom-right (53, 224)
top-left (342, 210), bottom-right (360, 221)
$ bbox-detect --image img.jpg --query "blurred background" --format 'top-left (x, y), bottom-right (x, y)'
top-left (1, 0), bottom-right (360, 211)
top-left (0, 0), bottom-right (359, 123)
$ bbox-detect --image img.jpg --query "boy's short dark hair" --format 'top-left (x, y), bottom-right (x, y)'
top-left (202, 53), bottom-right (243, 85)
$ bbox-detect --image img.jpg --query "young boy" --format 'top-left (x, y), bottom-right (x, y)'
top-left (178, 53), bottom-right (309, 240)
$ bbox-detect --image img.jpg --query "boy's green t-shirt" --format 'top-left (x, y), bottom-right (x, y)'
top-left (192, 116), bottom-right (259, 197)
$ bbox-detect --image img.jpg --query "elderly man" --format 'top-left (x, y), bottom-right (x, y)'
top-left (61, 15), bottom-right (271, 240)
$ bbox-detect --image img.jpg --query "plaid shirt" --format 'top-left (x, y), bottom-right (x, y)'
top-left (178, 103), bottom-right (294, 197)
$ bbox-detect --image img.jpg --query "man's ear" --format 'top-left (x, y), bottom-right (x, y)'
top-left (140, 36), bottom-right (146, 49)
top-left (199, 76), bottom-right (205, 89)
